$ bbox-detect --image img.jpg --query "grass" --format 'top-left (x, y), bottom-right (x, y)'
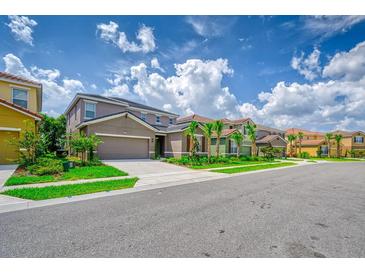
top-left (285, 158), bottom-right (304, 161)
top-left (190, 161), bottom-right (269, 169)
top-left (5, 165), bottom-right (127, 186)
top-left (211, 162), bottom-right (296, 174)
top-left (306, 160), bottom-right (317, 163)
top-left (1, 178), bottom-right (138, 200)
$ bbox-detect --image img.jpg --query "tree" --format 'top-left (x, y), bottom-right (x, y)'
top-left (184, 121), bottom-right (199, 158)
top-left (287, 134), bottom-right (297, 157)
top-left (230, 131), bottom-right (243, 157)
top-left (325, 132), bottom-right (333, 157)
top-left (39, 114), bottom-right (67, 152)
top-left (69, 133), bottom-right (102, 163)
top-left (201, 122), bottom-right (214, 162)
top-left (334, 134), bottom-right (343, 158)
top-left (245, 123), bottom-right (257, 157)
top-left (8, 121), bottom-right (46, 165)
top-left (297, 131), bottom-right (304, 156)
top-left (213, 120), bottom-right (224, 157)
top-left (260, 146), bottom-right (282, 161)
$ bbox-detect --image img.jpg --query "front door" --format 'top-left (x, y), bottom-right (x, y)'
top-left (155, 136), bottom-right (165, 158)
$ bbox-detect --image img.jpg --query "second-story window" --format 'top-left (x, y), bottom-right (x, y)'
top-left (12, 88), bottom-right (28, 109)
top-left (141, 113), bottom-right (147, 121)
top-left (156, 115), bottom-right (161, 124)
top-left (354, 136), bottom-right (364, 143)
top-left (84, 102), bottom-right (96, 119)
top-left (169, 118), bottom-right (173, 125)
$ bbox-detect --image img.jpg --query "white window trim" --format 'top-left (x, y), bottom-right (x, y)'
top-left (12, 87), bottom-right (29, 109)
top-left (0, 127), bottom-right (21, 132)
top-left (95, 133), bottom-right (151, 140)
top-left (84, 101), bottom-right (97, 120)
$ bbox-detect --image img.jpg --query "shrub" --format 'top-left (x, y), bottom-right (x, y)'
top-left (28, 157), bottom-right (63, 176)
top-left (299, 151), bottom-right (310, 159)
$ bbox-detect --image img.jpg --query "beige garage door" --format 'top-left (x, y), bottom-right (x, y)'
top-left (97, 136), bottom-right (149, 159)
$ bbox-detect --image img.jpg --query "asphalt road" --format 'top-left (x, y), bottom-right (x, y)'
top-left (0, 163), bottom-right (364, 257)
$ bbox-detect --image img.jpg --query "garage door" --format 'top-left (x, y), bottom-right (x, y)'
top-left (97, 136), bottom-right (149, 159)
top-left (0, 131), bottom-right (19, 164)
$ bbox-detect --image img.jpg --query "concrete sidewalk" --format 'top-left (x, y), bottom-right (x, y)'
top-left (0, 165), bottom-right (17, 189)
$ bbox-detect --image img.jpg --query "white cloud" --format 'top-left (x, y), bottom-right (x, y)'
top-left (323, 41), bottom-right (365, 81)
top-left (150, 57), bottom-right (165, 72)
top-left (97, 21), bottom-right (156, 53)
top-left (239, 41), bottom-right (365, 131)
top-left (303, 16), bottom-right (365, 40)
top-left (107, 58), bottom-right (238, 118)
top-left (103, 84), bottom-right (130, 98)
top-left (291, 47), bottom-right (321, 81)
top-left (7, 15), bottom-right (37, 46)
top-left (3, 53), bottom-right (85, 117)
top-left (186, 16), bottom-right (236, 38)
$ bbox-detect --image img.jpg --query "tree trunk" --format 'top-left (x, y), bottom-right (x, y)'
top-left (237, 144), bottom-right (240, 158)
top-left (216, 136), bottom-right (220, 157)
top-left (207, 138), bottom-right (211, 163)
top-left (328, 142), bottom-right (331, 157)
top-left (299, 141), bottom-right (302, 156)
top-left (252, 142), bottom-right (256, 157)
top-left (337, 143), bottom-right (340, 158)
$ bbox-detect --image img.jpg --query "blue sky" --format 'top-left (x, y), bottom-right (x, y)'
top-left (1, 15), bottom-right (365, 131)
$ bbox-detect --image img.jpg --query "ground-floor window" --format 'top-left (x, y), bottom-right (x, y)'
top-left (229, 140), bottom-right (237, 154)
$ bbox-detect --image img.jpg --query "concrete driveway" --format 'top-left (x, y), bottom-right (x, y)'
top-left (0, 165), bottom-right (17, 189)
top-left (103, 159), bottom-right (191, 176)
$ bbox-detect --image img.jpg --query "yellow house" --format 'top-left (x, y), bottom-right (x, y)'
top-left (0, 72), bottom-right (43, 164)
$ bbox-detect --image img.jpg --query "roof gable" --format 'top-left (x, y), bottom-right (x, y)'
top-left (0, 98), bottom-right (42, 120)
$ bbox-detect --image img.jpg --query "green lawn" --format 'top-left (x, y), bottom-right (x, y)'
top-left (1, 178), bottom-right (138, 200)
top-left (5, 165), bottom-right (127, 186)
top-left (211, 162), bottom-right (296, 174)
top-left (190, 161), bottom-right (269, 169)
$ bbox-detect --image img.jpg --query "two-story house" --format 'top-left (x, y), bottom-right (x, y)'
top-left (255, 124), bottom-right (287, 156)
top-left (65, 93), bottom-right (179, 159)
top-left (0, 72), bottom-right (43, 164)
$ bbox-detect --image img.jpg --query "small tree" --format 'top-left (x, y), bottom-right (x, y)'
top-left (69, 133), bottom-right (102, 163)
top-left (246, 124), bottom-right (257, 157)
top-left (213, 120), bottom-right (224, 157)
top-left (184, 121), bottom-right (199, 158)
top-left (202, 123), bottom-right (214, 162)
top-left (8, 121), bottom-right (46, 165)
top-left (230, 131), bottom-right (243, 157)
top-left (39, 114), bottom-right (67, 153)
top-left (297, 132), bottom-right (304, 156)
top-left (334, 134), bottom-right (343, 158)
top-left (325, 132), bottom-right (333, 157)
top-left (287, 134), bottom-right (297, 157)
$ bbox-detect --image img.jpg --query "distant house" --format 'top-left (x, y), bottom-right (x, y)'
top-left (285, 128), bottom-right (365, 157)
top-left (0, 72), bottom-right (43, 164)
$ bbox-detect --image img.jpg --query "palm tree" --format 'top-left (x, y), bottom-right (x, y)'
top-left (184, 121), bottom-right (199, 157)
top-left (287, 134), bottom-right (297, 157)
top-left (230, 131), bottom-right (243, 157)
top-left (245, 124), bottom-right (257, 157)
top-left (334, 134), bottom-right (343, 158)
top-left (325, 132), bottom-right (333, 157)
top-left (297, 132), bottom-right (304, 157)
top-left (201, 122), bottom-right (214, 162)
top-left (213, 120), bottom-right (224, 157)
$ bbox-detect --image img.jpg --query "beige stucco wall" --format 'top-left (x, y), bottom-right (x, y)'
top-left (86, 114), bottom-right (156, 158)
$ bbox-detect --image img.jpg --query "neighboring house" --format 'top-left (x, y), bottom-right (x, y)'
top-left (0, 72), bottom-right (43, 164)
top-left (211, 118), bottom-right (253, 156)
top-left (330, 130), bottom-right (365, 157)
top-left (285, 128), bottom-right (365, 157)
top-left (65, 93), bottom-right (180, 159)
top-left (285, 128), bottom-right (326, 157)
top-left (65, 94), bottom-right (289, 159)
top-left (256, 124), bottom-right (287, 156)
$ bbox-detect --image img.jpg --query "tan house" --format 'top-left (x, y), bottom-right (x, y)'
top-left (0, 72), bottom-right (43, 164)
top-left (285, 128), bottom-right (365, 157)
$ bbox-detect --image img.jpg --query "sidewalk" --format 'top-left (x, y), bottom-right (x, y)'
top-left (0, 165), bottom-right (17, 189)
